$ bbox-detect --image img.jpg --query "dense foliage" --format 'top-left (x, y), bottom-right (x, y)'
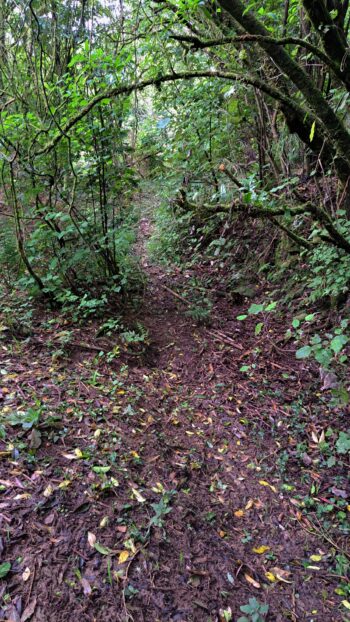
top-left (0, 0), bottom-right (350, 310)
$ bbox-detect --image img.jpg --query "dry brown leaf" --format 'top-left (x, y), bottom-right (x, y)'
top-left (87, 532), bottom-right (96, 548)
top-left (244, 573), bottom-right (261, 589)
top-left (81, 577), bottom-right (92, 596)
top-left (21, 598), bottom-right (37, 622)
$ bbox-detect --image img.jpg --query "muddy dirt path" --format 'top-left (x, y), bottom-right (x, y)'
top-left (0, 200), bottom-right (346, 621)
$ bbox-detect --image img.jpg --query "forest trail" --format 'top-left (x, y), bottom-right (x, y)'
top-left (0, 193), bottom-right (345, 622)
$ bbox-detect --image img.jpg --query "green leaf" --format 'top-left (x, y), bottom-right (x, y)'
top-left (330, 334), bottom-right (348, 354)
top-left (0, 562), bottom-right (11, 578)
top-left (292, 319), bottom-right (300, 329)
top-left (327, 455), bottom-right (336, 468)
top-left (236, 315), bottom-right (248, 321)
top-left (336, 432), bottom-right (350, 455)
top-left (248, 303), bottom-right (264, 315)
top-left (310, 120), bottom-right (316, 142)
top-left (314, 348), bottom-right (332, 367)
top-left (92, 466), bottom-right (111, 474)
top-left (304, 313), bottom-right (316, 322)
top-left (94, 542), bottom-right (113, 555)
top-left (296, 345), bottom-right (312, 359)
top-left (255, 322), bottom-right (263, 336)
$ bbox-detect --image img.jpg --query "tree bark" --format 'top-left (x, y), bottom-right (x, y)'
top-left (217, 0), bottom-right (350, 187)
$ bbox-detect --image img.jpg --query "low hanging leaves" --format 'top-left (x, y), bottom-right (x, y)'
top-left (309, 120), bottom-right (316, 142)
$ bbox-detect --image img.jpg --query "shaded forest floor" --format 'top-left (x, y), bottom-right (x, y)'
top-left (0, 195), bottom-right (349, 622)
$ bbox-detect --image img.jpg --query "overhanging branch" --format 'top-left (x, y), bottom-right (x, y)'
top-left (170, 34), bottom-right (342, 81)
top-left (33, 70), bottom-right (310, 156)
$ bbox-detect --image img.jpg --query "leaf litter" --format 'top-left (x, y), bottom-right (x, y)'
top-left (0, 211), bottom-right (348, 621)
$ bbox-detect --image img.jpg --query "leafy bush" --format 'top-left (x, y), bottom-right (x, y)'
top-left (308, 217), bottom-right (350, 304)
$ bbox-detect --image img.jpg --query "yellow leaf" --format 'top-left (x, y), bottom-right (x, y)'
top-left (94, 429), bottom-right (102, 439)
top-left (43, 485), bottom-right (53, 498)
top-left (234, 509), bottom-right (244, 518)
top-left (131, 487), bottom-right (146, 503)
top-left (117, 390), bottom-right (125, 395)
top-left (118, 550), bottom-right (129, 564)
top-left (342, 601), bottom-right (350, 610)
top-left (124, 538), bottom-right (136, 554)
top-left (310, 554), bottom-right (322, 562)
top-left (259, 480), bottom-right (277, 493)
top-left (245, 499), bottom-right (254, 510)
top-left (310, 120), bottom-right (316, 142)
top-left (270, 567), bottom-right (292, 583)
top-left (244, 573), bottom-right (261, 589)
top-left (265, 572), bottom-right (276, 582)
top-left (252, 545), bottom-right (270, 554)
top-left (58, 480), bottom-right (71, 489)
top-left (130, 451), bottom-right (140, 459)
top-left (100, 516), bottom-right (109, 528)
top-left (152, 482), bottom-right (165, 494)
top-left (347, 505), bottom-right (350, 512)
top-left (75, 448), bottom-right (83, 458)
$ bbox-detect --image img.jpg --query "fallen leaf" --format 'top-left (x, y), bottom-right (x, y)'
top-left (265, 571), bottom-right (276, 582)
top-left (58, 480), bottom-right (71, 489)
top-left (342, 600), bottom-right (350, 610)
top-left (81, 577), bottom-right (92, 596)
top-left (29, 429), bottom-right (41, 449)
top-left (118, 550), bottom-right (129, 564)
top-left (0, 561), bottom-right (11, 578)
top-left (21, 598), bottom-right (37, 622)
top-left (252, 545), bottom-right (270, 554)
top-left (234, 509), bottom-right (244, 518)
top-left (5, 603), bottom-right (21, 622)
top-left (310, 554), bottom-right (323, 562)
top-left (270, 567), bottom-right (292, 583)
top-left (259, 480), bottom-right (277, 493)
top-left (99, 516), bottom-right (109, 528)
top-left (94, 542), bottom-right (113, 555)
top-left (43, 485), bottom-right (53, 498)
top-left (131, 487), bottom-right (146, 503)
top-left (331, 487), bottom-right (347, 499)
top-left (75, 448), bottom-right (83, 458)
top-left (22, 567), bottom-right (31, 582)
top-left (87, 532), bottom-right (96, 548)
top-left (244, 573), bottom-right (261, 589)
